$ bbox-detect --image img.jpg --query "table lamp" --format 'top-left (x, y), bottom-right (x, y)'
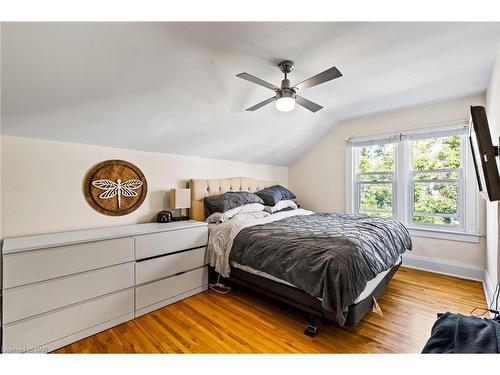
top-left (169, 188), bottom-right (191, 221)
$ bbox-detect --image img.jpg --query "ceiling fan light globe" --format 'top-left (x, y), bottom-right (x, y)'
top-left (275, 97), bottom-right (295, 112)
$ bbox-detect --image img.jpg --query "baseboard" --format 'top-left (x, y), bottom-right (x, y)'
top-left (402, 253), bottom-right (484, 281)
top-left (483, 270), bottom-right (498, 313)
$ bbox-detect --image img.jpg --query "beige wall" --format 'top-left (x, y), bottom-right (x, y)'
top-left (290, 95), bottom-right (486, 269)
top-left (0, 136), bottom-right (288, 238)
top-left (485, 36), bottom-right (500, 287)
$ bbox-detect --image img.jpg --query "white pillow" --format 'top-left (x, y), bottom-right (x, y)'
top-left (205, 203), bottom-right (265, 224)
top-left (264, 199), bottom-right (298, 214)
top-left (230, 211), bottom-right (271, 222)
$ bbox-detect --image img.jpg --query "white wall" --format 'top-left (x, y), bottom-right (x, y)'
top-left (485, 35), bottom-right (500, 293)
top-left (290, 95), bottom-right (486, 273)
top-left (0, 136), bottom-right (288, 238)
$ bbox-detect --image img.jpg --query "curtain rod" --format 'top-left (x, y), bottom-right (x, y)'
top-left (345, 119), bottom-right (468, 144)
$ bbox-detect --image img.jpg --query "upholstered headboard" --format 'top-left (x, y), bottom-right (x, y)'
top-left (189, 177), bottom-right (276, 221)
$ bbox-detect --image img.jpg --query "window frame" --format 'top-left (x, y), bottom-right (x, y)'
top-left (408, 135), bottom-right (465, 231)
top-left (409, 167), bottom-right (463, 230)
top-left (354, 144), bottom-right (397, 218)
top-left (346, 122), bottom-right (480, 243)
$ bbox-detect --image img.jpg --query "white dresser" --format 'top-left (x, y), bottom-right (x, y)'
top-left (1, 221), bottom-right (208, 353)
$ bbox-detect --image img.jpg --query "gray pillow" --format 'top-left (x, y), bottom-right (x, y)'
top-left (204, 191), bottom-right (264, 216)
top-left (255, 185), bottom-right (296, 206)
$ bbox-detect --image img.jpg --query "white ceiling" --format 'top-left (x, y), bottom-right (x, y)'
top-left (1, 22), bottom-right (499, 166)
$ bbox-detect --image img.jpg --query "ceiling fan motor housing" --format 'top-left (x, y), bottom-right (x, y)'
top-left (280, 78), bottom-right (292, 89)
top-left (276, 88), bottom-right (295, 100)
top-left (279, 77), bottom-right (296, 99)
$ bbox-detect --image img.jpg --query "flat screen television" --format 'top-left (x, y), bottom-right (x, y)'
top-left (469, 106), bottom-right (500, 201)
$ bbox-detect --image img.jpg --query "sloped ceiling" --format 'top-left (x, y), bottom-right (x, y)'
top-left (1, 22), bottom-right (499, 166)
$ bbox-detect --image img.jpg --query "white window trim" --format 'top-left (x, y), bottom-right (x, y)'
top-left (346, 121), bottom-right (482, 243)
top-left (406, 227), bottom-right (481, 243)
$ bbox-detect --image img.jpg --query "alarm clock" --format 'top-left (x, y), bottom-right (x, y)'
top-left (156, 210), bottom-right (173, 223)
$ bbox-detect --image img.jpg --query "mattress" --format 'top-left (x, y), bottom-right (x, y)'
top-left (230, 256), bottom-right (401, 305)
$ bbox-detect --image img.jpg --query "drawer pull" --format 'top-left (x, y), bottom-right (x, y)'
top-left (135, 226), bottom-right (208, 259)
top-left (135, 247), bottom-right (207, 285)
top-left (136, 245), bottom-right (206, 263)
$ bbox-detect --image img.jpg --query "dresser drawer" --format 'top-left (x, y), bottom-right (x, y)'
top-left (3, 237), bottom-right (134, 288)
top-left (3, 262), bottom-right (134, 325)
top-left (136, 247), bottom-right (207, 285)
top-left (136, 267), bottom-right (208, 311)
top-left (2, 289), bottom-right (134, 352)
top-left (135, 226), bottom-right (208, 260)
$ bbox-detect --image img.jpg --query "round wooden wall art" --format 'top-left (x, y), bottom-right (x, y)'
top-left (83, 160), bottom-right (148, 216)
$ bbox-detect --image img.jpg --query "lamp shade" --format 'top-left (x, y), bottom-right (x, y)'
top-left (170, 188), bottom-right (191, 209)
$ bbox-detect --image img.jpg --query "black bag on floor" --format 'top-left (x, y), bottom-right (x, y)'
top-left (422, 312), bottom-right (500, 353)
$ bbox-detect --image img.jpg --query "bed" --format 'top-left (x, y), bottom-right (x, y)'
top-left (189, 177), bottom-right (412, 336)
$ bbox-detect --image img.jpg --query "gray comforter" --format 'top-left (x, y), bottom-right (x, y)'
top-left (229, 213), bottom-right (412, 325)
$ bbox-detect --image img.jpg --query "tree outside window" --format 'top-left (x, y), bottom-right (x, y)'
top-left (411, 135), bottom-right (462, 226)
top-left (357, 143), bottom-right (395, 218)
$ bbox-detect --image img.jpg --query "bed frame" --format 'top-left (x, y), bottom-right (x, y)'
top-left (189, 177), bottom-right (399, 336)
top-left (225, 264), bottom-right (400, 336)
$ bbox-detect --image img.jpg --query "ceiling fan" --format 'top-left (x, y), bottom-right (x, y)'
top-left (236, 60), bottom-right (342, 113)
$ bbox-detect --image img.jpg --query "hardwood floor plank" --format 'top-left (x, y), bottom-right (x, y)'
top-left (54, 267), bottom-right (487, 354)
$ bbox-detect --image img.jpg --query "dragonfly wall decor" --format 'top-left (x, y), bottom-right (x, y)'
top-left (92, 178), bottom-right (143, 209)
top-left (84, 159), bottom-right (147, 216)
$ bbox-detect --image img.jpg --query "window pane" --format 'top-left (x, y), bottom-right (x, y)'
top-left (360, 183), bottom-right (393, 211)
top-left (410, 134), bottom-right (463, 227)
top-left (413, 181), bottom-right (459, 224)
top-left (358, 144), bottom-right (395, 173)
top-left (412, 214), bottom-right (460, 226)
top-left (411, 136), bottom-right (461, 170)
top-left (413, 171), bottom-right (459, 180)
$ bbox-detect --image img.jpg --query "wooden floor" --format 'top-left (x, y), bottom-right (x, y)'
top-left (55, 267), bottom-right (486, 353)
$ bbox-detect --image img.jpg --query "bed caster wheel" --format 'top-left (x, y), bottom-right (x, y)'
top-left (304, 324), bottom-right (317, 337)
top-left (304, 316), bottom-right (321, 337)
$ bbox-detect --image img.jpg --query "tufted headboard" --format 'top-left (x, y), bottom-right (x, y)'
top-left (189, 177), bottom-right (276, 221)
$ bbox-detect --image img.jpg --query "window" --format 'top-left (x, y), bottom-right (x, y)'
top-left (347, 122), bottom-right (479, 241)
top-left (410, 135), bottom-right (463, 228)
top-left (356, 143), bottom-right (395, 218)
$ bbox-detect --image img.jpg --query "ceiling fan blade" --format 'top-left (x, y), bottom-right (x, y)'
top-left (295, 95), bottom-right (323, 113)
top-left (245, 97), bottom-right (275, 111)
top-left (293, 66), bottom-right (342, 91)
top-left (236, 72), bottom-right (279, 91)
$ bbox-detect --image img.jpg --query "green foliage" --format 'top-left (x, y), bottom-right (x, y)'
top-left (411, 136), bottom-right (461, 225)
top-left (412, 136), bottom-right (461, 170)
top-left (360, 184), bottom-right (392, 211)
top-left (358, 144), bottom-right (394, 216)
top-left (413, 182), bottom-right (459, 225)
top-left (359, 144), bottom-right (395, 173)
